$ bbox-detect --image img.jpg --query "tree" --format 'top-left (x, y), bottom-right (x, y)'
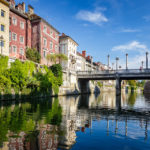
top-left (26, 48), bottom-right (41, 63)
top-left (56, 54), bottom-right (68, 64)
top-left (46, 54), bottom-right (57, 65)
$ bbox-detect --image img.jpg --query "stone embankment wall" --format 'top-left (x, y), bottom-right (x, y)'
top-left (59, 70), bottom-right (100, 96)
top-left (0, 71), bottom-right (100, 100)
top-left (144, 81), bottom-right (150, 93)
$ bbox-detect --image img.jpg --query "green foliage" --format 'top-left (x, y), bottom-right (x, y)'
top-left (26, 48), bottom-right (41, 63)
top-left (0, 56), bottom-right (63, 97)
top-left (0, 55), bottom-right (8, 74)
top-left (50, 64), bottom-right (63, 86)
top-left (46, 53), bottom-right (68, 64)
top-left (97, 81), bottom-right (103, 88)
top-left (128, 80), bottom-right (137, 87)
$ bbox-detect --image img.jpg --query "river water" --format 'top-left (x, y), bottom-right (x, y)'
top-left (0, 92), bottom-right (150, 150)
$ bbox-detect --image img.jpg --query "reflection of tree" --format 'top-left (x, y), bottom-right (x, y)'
top-left (0, 98), bottom-right (62, 148)
top-left (128, 93), bottom-right (137, 106)
top-left (45, 98), bottom-right (62, 126)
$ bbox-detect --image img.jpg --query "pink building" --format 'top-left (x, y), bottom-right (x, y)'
top-left (8, 0), bottom-right (31, 60)
top-left (29, 9), bottom-right (60, 65)
top-left (7, 0), bottom-right (60, 65)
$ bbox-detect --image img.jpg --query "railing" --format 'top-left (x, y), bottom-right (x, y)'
top-left (77, 69), bottom-right (150, 75)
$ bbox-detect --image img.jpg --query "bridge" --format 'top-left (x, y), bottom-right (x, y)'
top-left (77, 69), bottom-right (150, 95)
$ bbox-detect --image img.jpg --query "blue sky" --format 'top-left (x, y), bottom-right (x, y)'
top-left (16, 0), bottom-right (150, 69)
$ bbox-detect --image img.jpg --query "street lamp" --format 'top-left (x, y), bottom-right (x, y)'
top-left (146, 52), bottom-right (149, 69)
top-left (107, 54), bottom-right (110, 70)
top-left (0, 35), bottom-right (4, 55)
top-left (126, 53), bottom-right (128, 70)
top-left (112, 62), bottom-right (114, 70)
top-left (116, 57), bottom-right (119, 70)
top-left (141, 61), bottom-right (144, 69)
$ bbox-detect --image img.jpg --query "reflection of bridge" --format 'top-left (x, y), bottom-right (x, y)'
top-left (77, 69), bottom-right (150, 95)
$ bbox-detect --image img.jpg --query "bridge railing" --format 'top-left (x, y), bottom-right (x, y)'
top-left (77, 69), bottom-right (150, 75)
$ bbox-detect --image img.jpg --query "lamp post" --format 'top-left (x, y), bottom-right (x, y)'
top-left (0, 35), bottom-right (4, 55)
top-left (112, 63), bottom-right (114, 70)
top-left (126, 53), bottom-right (128, 70)
top-left (116, 57), bottom-right (119, 70)
top-left (141, 61), bottom-right (144, 69)
top-left (107, 54), bottom-right (110, 70)
top-left (146, 52), bottom-right (148, 69)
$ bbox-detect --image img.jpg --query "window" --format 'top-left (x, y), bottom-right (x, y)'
top-left (43, 51), bottom-right (46, 58)
top-left (1, 10), bottom-right (5, 17)
top-left (20, 22), bottom-right (24, 29)
top-left (43, 26), bottom-right (47, 33)
top-left (12, 46), bottom-right (17, 53)
top-left (20, 36), bottom-right (24, 43)
top-left (9, 17), bottom-right (12, 25)
top-left (55, 45), bottom-right (58, 51)
top-left (50, 41), bottom-right (53, 50)
top-left (20, 48), bottom-right (24, 55)
top-left (9, 46), bottom-right (11, 53)
top-left (12, 33), bottom-right (17, 41)
top-left (50, 30), bottom-right (53, 36)
top-left (9, 31), bottom-right (11, 41)
top-left (0, 24), bottom-right (4, 31)
top-left (12, 18), bottom-right (17, 25)
top-left (55, 34), bottom-right (58, 40)
top-left (0, 41), bottom-right (4, 47)
top-left (43, 38), bottom-right (47, 47)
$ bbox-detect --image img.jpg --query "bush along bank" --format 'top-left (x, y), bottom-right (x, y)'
top-left (0, 55), bottom-right (63, 100)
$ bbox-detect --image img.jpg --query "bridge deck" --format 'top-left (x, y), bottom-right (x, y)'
top-left (77, 69), bottom-right (150, 80)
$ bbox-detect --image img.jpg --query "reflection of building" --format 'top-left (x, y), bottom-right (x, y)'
top-left (0, 0), bottom-right (9, 56)
top-left (38, 124), bottom-right (58, 150)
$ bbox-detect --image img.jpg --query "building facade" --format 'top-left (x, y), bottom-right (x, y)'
top-left (59, 33), bottom-right (78, 71)
top-left (9, 1), bottom-right (32, 60)
top-left (29, 8), bottom-right (60, 65)
top-left (0, 0), bottom-right (9, 56)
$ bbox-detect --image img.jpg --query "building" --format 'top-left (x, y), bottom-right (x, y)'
top-left (59, 33), bottom-right (78, 71)
top-left (6, 0), bottom-right (60, 65)
top-left (29, 7), bottom-right (60, 65)
top-left (0, 0), bottom-right (9, 56)
top-left (8, 0), bottom-right (31, 60)
top-left (76, 51), bottom-right (86, 71)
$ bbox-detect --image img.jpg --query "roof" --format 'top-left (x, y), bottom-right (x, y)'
top-left (29, 13), bottom-right (60, 34)
top-left (60, 33), bottom-right (78, 46)
top-left (0, 0), bottom-right (9, 7)
top-left (10, 6), bottom-right (28, 19)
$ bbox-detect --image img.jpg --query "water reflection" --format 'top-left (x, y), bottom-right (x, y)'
top-left (0, 92), bottom-right (150, 150)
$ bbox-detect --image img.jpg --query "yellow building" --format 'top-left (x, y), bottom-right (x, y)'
top-left (0, 0), bottom-right (9, 56)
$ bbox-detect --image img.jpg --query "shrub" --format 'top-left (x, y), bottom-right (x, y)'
top-left (26, 48), bottom-right (41, 63)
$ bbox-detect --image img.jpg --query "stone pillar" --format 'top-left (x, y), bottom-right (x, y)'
top-left (116, 78), bottom-right (121, 96)
top-left (107, 55), bottom-right (110, 70)
top-left (126, 53), bottom-right (128, 70)
top-left (146, 52), bottom-right (148, 69)
top-left (116, 57), bottom-right (119, 70)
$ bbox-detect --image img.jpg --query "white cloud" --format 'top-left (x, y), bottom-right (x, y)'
top-left (112, 41), bottom-right (148, 52)
top-left (121, 28), bottom-right (140, 33)
top-left (143, 16), bottom-right (150, 22)
top-left (111, 41), bottom-right (150, 69)
top-left (76, 9), bottom-right (108, 25)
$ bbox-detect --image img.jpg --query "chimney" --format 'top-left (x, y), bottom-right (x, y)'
top-left (28, 5), bottom-right (34, 15)
top-left (62, 33), bottom-right (66, 36)
top-left (7, 0), bottom-right (15, 7)
top-left (91, 56), bottom-right (93, 64)
top-left (82, 50), bottom-right (86, 57)
top-left (22, 2), bottom-right (25, 13)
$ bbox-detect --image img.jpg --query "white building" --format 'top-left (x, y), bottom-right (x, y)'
top-left (59, 33), bottom-right (78, 71)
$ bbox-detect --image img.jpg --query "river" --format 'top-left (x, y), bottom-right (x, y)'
top-left (0, 92), bottom-right (150, 150)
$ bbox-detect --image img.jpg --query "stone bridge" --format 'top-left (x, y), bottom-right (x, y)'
top-left (77, 69), bottom-right (150, 95)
